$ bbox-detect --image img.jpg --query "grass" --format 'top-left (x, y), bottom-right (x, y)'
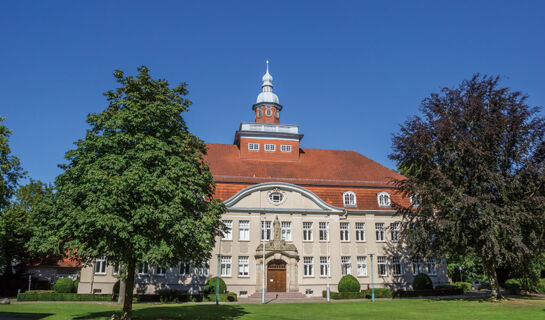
top-left (0, 298), bottom-right (543, 320)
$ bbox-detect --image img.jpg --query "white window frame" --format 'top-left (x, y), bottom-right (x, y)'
top-left (261, 220), bottom-right (271, 241)
top-left (137, 261), bottom-right (149, 275)
top-left (222, 220), bottom-right (232, 240)
top-left (264, 144), bottom-right (276, 151)
top-left (375, 223), bottom-right (385, 242)
top-left (340, 222), bottom-right (350, 241)
top-left (303, 222), bottom-right (313, 241)
top-left (220, 256), bottom-right (232, 277)
top-left (341, 256), bottom-right (352, 275)
top-left (280, 144), bottom-right (292, 152)
top-left (195, 261), bottom-right (208, 277)
top-left (391, 223), bottom-right (400, 242)
top-left (266, 107), bottom-right (272, 116)
top-left (303, 257), bottom-right (314, 277)
top-left (427, 258), bottom-right (437, 276)
top-left (393, 257), bottom-right (403, 276)
top-left (238, 256), bottom-right (249, 277)
top-left (357, 256), bottom-right (367, 276)
top-left (377, 192), bottom-right (391, 207)
top-left (343, 191), bottom-right (356, 206)
top-left (239, 220), bottom-right (250, 241)
top-left (248, 143), bottom-right (259, 151)
top-left (412, 259), bottom-right (423, 275)
top-left (281, 221), bottom-right (292, 241)
top-left (179, 261), bottom-right (191, 276)
top-left (377, 256), bottom-right (387, 276)
top-left (319, 222), bottom-right (329, 241)
top-left (94, 257), bottom-right (106, 274)
top-left (155, 265), bottom-right (166, 276)
top-left (355, 222), bottom-right (366, 242)
top-left (113, 263), bottom-right (120, 275)
top-left (320, 256), bottom-right (330, 277)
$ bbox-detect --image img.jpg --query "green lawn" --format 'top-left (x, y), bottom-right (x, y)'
top-left (0, 298), bottom-right (543, 320)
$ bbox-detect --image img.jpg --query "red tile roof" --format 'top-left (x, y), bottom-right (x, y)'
top-left (205, 143), bottom-right (408, 210)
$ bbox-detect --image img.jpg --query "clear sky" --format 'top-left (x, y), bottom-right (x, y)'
top-left (1, 0), bottom-right (544, 184)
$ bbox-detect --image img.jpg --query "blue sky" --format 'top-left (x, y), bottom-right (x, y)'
top-left (1, 0), bottom-right (544, 184)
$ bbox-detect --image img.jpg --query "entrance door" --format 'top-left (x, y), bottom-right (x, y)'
top-left (267, 260), bottom-right (287, 292)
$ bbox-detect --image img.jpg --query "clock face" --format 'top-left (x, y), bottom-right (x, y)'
top-left (275, 111), bottom-right (280, 119)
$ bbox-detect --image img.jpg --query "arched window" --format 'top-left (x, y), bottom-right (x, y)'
top-left (266, 107), bottom-right (272, 116)
top-left (377, 192), bottom-right (391, 207)
top-left (343, 191), bottom-right (356, 206)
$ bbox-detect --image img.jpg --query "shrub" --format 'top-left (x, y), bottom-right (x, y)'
top-left (434, 285), bottom-right (457, 290)
top-left (157, 289), bottom-right (185, 302)
top-left (453, 282), bottom-right (472, 292)
top-left (17, 292), bottom-right (112, 301)
top-left (412, 273), bottom-right (433, 290)
top-left (113, 280), bottom-right (120, 295)
top-left (393, 288), bottom-right (463, 298)
top-left (338, 275), bottom-right (360, 293)
top-left (505, 279), bottom-right (522, 295)
top-left (322, 291), bottom-right (366, 299)
top-left (53, 278), bottom-right (74, 293)
top-left (203, 277), bottom-right (226, 294)
top-left (363, 288), bottom-right (393, 298)
top-left (537, 279), bottom-right (545, 294)
top-left (72, 279), bottom-right (80, 293)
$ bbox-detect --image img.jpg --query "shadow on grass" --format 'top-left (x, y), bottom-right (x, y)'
top-left (73, 304), bottom-right (249, 320)
top-left (0, 311), bottom-right (54, 319)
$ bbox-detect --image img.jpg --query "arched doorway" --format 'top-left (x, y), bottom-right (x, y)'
top-left (267, 260), bottom-right (287, 292)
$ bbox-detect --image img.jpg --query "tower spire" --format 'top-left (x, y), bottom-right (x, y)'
top-left (257, 60), bottom-right (278, 104)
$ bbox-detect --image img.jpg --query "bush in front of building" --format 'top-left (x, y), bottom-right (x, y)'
top-left (134, 292), bottom-right (237, 303)
top-left (412, 273), bottom-right (433, 290)
top-left (53, 278), bottom-right (74, 293)
top-left (203, 277), bottom-right (227, 294)
top-left (363, 288), bottom-right (393, 298)
top-left (453, 281), bottom-right (472, 292)
top-left (322, 290), bottom-right (366, 299)
top-left (17, 291), bottom-right (112, 301)
top-left (337, 275), bottom-right (361, 293)
top-left (72, 278), bottom-right (80, 293)
top-left (392, 288), bottom-right (463, 298)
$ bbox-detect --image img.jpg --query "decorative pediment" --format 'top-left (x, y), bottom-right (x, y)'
top-left (223, 182), bottom-right (344, 213)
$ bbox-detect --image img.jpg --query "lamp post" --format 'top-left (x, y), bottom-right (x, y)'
top-left (261, 214), bottom-right (266, 304)
top-left (459, 265), bottom-right (463, 282)
top-left (216, 235), bottom-right (222, 305)
top-left (369, 253), bottom-right (375, 303)
top-left (326, 217), bottom-right (330, 302)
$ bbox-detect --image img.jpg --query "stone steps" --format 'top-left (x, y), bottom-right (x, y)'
top-left (248, 291), bottom-right (307, 299)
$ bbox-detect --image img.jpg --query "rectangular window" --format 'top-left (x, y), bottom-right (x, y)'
top-left (281, 221), bottom-right (292, 241)
top-left (220, 256), bottom-right (232, 276)
top-left (238, 256), bottom-right (249, 277)
top-left (377, 256), bottom-right (387, 276)
top-left (113, 263), bottom-right (120, 275)
top-left (303, 222), bottom-right (313, 241)
top-left (391, 223), bottom-right (400, 242)
top-left (261, 221), bottom-right (271, 240)
top-left (137, 261), bottom-right (149, 275)
top-left (320, 256), bottom-right (330, 276)
top-left (179, 261), bottom-right (191, 275)
top-left (340, 222), bottom-right (350, 241)
top-left (412, 259), bottom-right (423, 275)
top-left (264, 144), bottom-right (276, 151)
top-left (222, 220), bottom-right (232, 240)
top-left (393, 257), bottom-right (402, 276)
top-left (195, 261), bottom-right (209, 276)
top-left (248, 143), bottom-right (259, 150)
top-left (319, 222), bottom-right (329, 241)
top-left (239, 220), bottom-right (250, 241)
top-left (355, 223), bottom-right (365, 241)
top-left (155, 265), bottom-right (166, 276)
top-left (303, 257), bottom-right (314, 276)
top-left (427, 259), bottom-right (437, 275)
top-left (375, 223), bottom-right (385, 242)
top-left (357, 256), bottom-right (367, 276)
top-left (94, 257), bottom-right (106, 274)
top-left (280, 144), bottom-right (292, 152)
top-left (341, 256), bottom-right (352, 275)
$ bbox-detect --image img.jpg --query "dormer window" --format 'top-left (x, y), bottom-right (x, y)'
top-left (343, 191), bottom-right (356, 207)
top-left (410, 194), bottom-right (421, 208)
top-left (377, 192), bottom-right (391, 207)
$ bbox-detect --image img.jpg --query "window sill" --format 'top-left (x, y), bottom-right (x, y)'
top-left (376, 240), bottom-right (386, 243)
top-left (222, 239), bottom-right (233, 242)
top-left (238, 240), bottom-right (251, 242)
top-left (238, 275), bottom-right (250, 278)
top-left (303, 240), bottom-right (314, 242)
top-left (303, 275), bottom-right (315, 278)
top-left (94, 273), bottom-right (107, 276)
top-left (340, 240), bottom-right (350, 243)
top-left (357, 275), bottom-right (368, 278)
top-left (355, 240), bottom-right (366, 243)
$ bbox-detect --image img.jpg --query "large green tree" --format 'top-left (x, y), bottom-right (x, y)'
top-left (0, 117), bottom-right (25, 210)
top-left (390, 75), bottom-right (545, 299)
top-left (33, 67), bottom-right (225, 319)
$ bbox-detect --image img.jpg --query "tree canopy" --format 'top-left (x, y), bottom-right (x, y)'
top-left (32, 66), bottom-right (226, 319)
top-left (0, 117), bottom-right (25, 210)
top-left (390, 75), bottom-right (545, 299)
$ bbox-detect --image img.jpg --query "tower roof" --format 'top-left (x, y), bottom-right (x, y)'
top-left (256, 60), bottom-right (279, 104)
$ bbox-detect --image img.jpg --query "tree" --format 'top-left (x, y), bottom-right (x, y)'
top-left (0, 117), bottom-right (25, 210)
top-left (390, 75), bottom-right (545, 299)
top-left (33, 66), bottom-right (226, 319)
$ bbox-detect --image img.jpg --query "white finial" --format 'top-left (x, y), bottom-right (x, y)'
top-left (266, 60), bottom-right (269, 73)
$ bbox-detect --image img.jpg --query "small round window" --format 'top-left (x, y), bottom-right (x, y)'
top-left (269, 192), bottom-right (283, 203)
top-left (266, 107), bottom-right (272, 117)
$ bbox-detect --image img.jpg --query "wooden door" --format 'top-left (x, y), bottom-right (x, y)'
top-left (267, 262), bottom-right (286, 292)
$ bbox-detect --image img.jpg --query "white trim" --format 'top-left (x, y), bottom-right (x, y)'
top-left (377, 192), bottom-right (391, 207)
top-left (239, 135), bottom-right (299, 141)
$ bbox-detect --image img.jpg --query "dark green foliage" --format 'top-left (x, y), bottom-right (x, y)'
top-left (338, 275), bottom-right (360, 292)
top-left (204, 277), bottom-right (227, 294)
top-left (504, 279), bottom-right (522, 295)
top-left (72, 279), bottom-right (80, 293)
top-left (412, 273), bottom-right (433, 290)
top-left (133, 292), bottom-right (237, 303)
top-left (322, 291), bottom-right (366, 299)
top-left (53, 278), bottom-right (74, 293)
top-left (364, 288), bottom-right (393, 298)
top-left (453, 282), bottom-right (472, 292)
top-left (17, 292), bottom-right (112, 301)
top-left (390, 75), bottom-right (545, 299)
top-left (0, 117), bottom-right (25, 210)
top-left (113, 280), bottom-right (120, 295)
top-left (504, 278), bottom-right (545, 294)
top-left (393, 288), bottom-right (463, 298)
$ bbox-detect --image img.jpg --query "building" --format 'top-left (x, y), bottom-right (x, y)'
top-left (77, 63), bottom-right (448, 296)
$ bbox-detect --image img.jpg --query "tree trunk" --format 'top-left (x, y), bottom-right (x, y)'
top-left (117, 279), bottom-right (126, 304)
top-left (121, 260), bottom-right (135, 320)
top-left (484, 263), bottom-right (502, 299)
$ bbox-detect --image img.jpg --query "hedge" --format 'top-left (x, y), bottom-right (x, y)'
top-left (412, 273), bottom-right (433, 290)
top-left (321, 288), bottom-right (392, 300)
top-left (53, 278), bottom-right (74, 293)
top-left (392, 288), bottom-right (463, 298)
top-left (134, 292), bottom-right (237, 302)
top-left (363, 288), bottom-right (392, 298)
top-left (453, 282), bottom-right (472, 292)
top-left (18, 292), bottom-right (112, 302)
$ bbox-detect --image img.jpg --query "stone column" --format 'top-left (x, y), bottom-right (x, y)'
top-left (289, 258), bottom-right (298, 292)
